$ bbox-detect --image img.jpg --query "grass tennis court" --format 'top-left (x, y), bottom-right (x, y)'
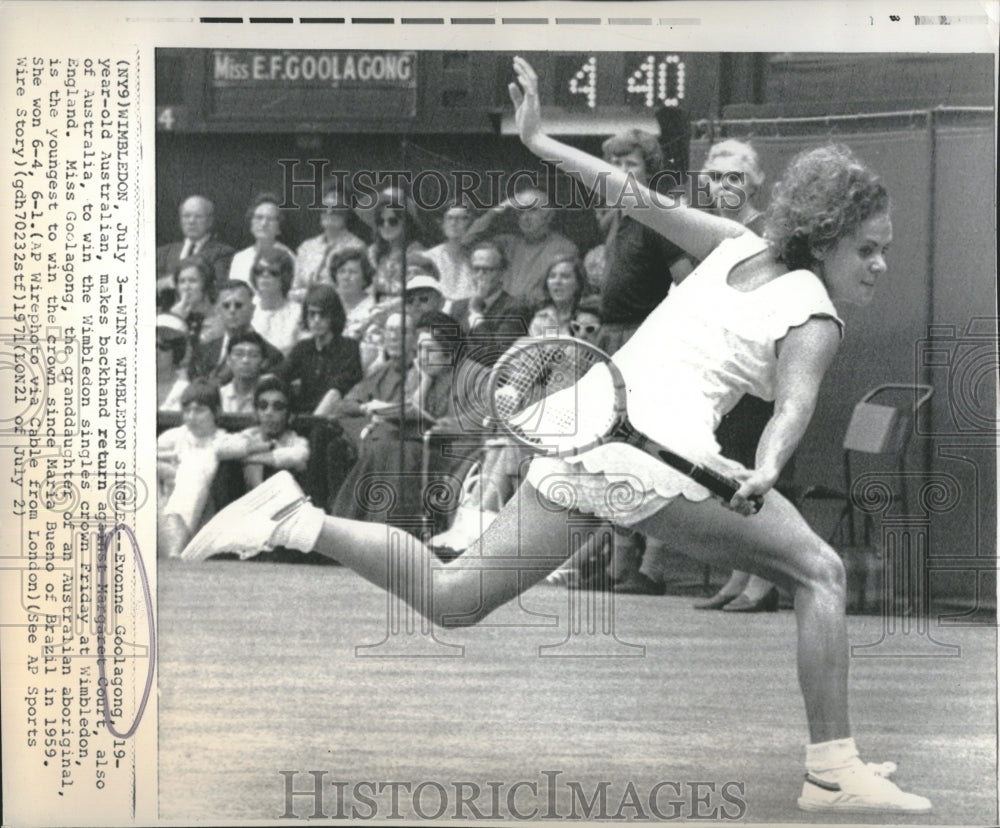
top-left (158, 558), bottom-right (996, 824)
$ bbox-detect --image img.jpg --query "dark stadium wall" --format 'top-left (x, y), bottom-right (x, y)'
top-left (925, 124), bottom-right (997, 613)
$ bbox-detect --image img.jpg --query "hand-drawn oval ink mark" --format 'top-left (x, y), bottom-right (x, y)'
top-left (96, 524), bottom-right (156, 739)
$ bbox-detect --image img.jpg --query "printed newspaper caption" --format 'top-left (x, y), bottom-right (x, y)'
top-left (4, 53), bottom-right (151, 817)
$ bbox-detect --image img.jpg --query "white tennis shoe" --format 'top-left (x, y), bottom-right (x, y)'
top-left (797, 760), bottom-right (932, 813)
top-left (180, 471), bottom-right (309, 562)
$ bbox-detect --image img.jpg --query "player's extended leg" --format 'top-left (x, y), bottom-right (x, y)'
top-left (181, 471), bottom-right (574, 626)
top-left (634, 488), bottom-right (931, 813)
top-left (315, 480), bottom-right (572, 625)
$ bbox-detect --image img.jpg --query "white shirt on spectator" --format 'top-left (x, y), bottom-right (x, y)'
top-left (219, 382), bottom-right (256, 414)
top-left (238, 425), bottom-right (310, 472)
top-left (253, 298), bottom-right (303, 355)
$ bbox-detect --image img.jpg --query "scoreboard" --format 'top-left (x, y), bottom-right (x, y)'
top-left (551, 53), bottom-right (692, 109)
top-left (156, 49), bottom-right (720, 134)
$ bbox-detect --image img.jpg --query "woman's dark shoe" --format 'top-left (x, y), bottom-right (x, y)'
top-left (693, 591), bottom-right (740, 610)
top-left (614, 572), bottom-right (666, 595)
top-left (722, 586), bottom-right (780, 613)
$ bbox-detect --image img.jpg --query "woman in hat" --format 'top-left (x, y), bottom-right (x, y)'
top-left (156, 313), bottom-right (191, 412)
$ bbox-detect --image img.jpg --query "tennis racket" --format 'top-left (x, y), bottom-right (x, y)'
top-left (487, 337), bottom-right (763, 513)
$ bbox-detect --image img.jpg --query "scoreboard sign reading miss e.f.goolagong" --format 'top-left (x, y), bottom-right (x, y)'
top-left (208, 50), bottom-right (418, 124)
top-left (154, 50), bottom-right (720, 134)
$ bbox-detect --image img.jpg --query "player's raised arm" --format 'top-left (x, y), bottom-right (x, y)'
top-left (509, 56), bottom-right (745, 263)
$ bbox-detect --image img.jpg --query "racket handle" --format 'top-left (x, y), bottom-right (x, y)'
top-left (652, 448), bottom-right (764, 514)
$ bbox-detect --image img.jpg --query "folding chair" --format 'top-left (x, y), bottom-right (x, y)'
top-left (797, 383), bottom-right (933, 610)
top-left (798, 383), bottom-right (934, 543)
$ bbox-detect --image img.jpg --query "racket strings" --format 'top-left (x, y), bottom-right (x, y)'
top-left (490, 341), bottom-right (619, 452)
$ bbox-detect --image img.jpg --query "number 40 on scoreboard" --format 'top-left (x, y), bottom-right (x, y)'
top-left (554, 53), bottom-right (687, 109)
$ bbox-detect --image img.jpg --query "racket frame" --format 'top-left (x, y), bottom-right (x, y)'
top-left (487, 337), bottom-right (763, 512)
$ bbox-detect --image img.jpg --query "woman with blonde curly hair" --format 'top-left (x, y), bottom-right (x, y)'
top-left (182, 59), bottom-right (929, 816)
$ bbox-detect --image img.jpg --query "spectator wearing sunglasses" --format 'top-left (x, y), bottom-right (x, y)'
top-left (250, 248), bottom-right (303, 356)
top-left (614, 139), bottom-right (776, 599)
top-left (368, 200), bottom-right (426, 300)
top-left (684, 139), bottom-right (785, 612)
top-left (569, 295), bottom-right (603, 346)
top-left (238, 376), bottom-right (310, 490)
top-left (156, 313), bottom-right (191, 412)
top-left (189, 280), bottom-right (284, 383)
top-left (404, 268), bottom-right (445, 321)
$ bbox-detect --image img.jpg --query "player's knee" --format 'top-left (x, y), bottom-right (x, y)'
top-left (429, 579), bottom-right (491, 628)
top-left (807, 542), bottom-right (847, 596)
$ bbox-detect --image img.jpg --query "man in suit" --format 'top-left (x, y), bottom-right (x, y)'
top-left (156, 195), bottom-right (235, 296)
top-left (451, 242), bottom-right (531, 369)
top-left (190, 280), bottom-right (283, 383)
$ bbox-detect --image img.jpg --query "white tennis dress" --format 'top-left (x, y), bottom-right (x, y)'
top-left (524, 233), bottom-right (844, 525)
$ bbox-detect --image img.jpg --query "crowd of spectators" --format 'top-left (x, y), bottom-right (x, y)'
top-left (156, 138), bottom-right (759, 575)
top-left (154, 173), bottom-right (611, 559)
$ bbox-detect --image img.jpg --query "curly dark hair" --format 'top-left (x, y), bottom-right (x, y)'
top-left (764, 144), bottom-right (889, 271)
top-left (326, 245), bottom-right (374, 288)
top-left (602, 128), bottom-right (663, 176)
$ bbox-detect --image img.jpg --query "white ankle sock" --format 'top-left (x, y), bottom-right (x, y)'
top-left (271, 501), bottom-right (325, 552)
top-left (805, 737), bottom-right (862, 776)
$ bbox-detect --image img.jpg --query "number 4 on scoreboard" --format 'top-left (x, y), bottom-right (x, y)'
top-left (568, 56), bottom-right (597, 109)
top-left (156, 106), bottom-right (176, 131)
